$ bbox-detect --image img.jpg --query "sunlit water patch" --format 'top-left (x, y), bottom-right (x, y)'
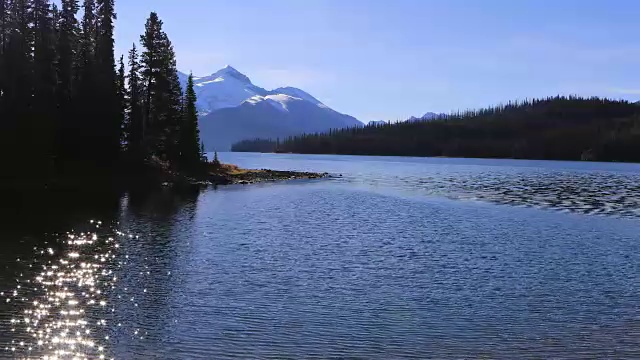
top-left (0, 221), bottom-right (141, 359)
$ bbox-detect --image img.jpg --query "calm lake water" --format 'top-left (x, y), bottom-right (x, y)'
top-left (1, 153), bottom-right (639, 359)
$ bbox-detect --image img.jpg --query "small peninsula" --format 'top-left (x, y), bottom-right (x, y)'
top-left (153, 160), bottom-right (329, 188)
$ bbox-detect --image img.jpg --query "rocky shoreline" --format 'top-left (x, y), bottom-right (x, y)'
top-left (159, 163), bottom-right (330, 187)
top-left (206, 168), bottom-right (330, 186)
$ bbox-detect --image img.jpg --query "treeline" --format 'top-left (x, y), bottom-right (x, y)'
top-left (232, 138), bottom-right (282, 153)
top-left (0, 0), bottom-right (203, 185)
top-left (232, 96), bottom-right (640, 162)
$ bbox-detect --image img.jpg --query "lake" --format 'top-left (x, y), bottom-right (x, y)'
top-left (1, 153), bottom-right (639, 359)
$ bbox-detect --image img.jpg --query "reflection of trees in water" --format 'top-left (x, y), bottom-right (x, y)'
top-left (0, 188), bottom-right (124, 286)
top-left (124, 186), bottom-right (200, 220)
top-left (109, 186), bottom-right (201, 357)
top-left (0, 188), bottom-right (125, 356)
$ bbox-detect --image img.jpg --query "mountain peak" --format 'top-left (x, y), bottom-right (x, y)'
top-left (211, 65), bottom-right (251, 84)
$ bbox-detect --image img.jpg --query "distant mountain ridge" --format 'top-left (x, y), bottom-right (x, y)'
top-left (178, 66), bottom-right (361, 150)
top-left (367, 112), bottom-right (445, 126)
top-left (408, 112), bottom-right (445, 122)
top-left (367, 120), bottom-right (388, 126)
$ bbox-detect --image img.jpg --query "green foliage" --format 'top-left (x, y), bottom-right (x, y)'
top-left (0, 1), bottom-right (205, 185)
top-left (178, 73), bottom-right (202, 171)
top-left (211, 151), bottom-right (221, 168)
top-left (94, 0), bottom-right (120, 164)
top-left (232, 138), bottom-right (281, 153)
top-left (126, 43), bottom-right (143, 159)
top-left (233, 96), bottom-right (640, 163)
top-left (116, 54), bottom-right (126, 148)
top-left (139, 11), bottom-right (183, 163)
top-left (200, 141), bottom-right (206, 161)
top-left (55, 0), bottom-right (80, 164)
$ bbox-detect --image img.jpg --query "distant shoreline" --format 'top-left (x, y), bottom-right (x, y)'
top-left (231, 150), bottom-right (640, 165)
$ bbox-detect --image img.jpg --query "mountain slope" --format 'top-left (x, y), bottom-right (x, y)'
top-left (199, 93), bottom-right (362, 150)
top-left (179, 66), bottom-right (361, 150)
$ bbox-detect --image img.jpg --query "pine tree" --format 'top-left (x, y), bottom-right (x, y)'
top-left (95, 0), bottom-right (119, 164)
top-left (212, 151), bottom-right (220, 167)
top-left (57, 0), bottom-right (79, 97)
top-left (31, 0), bottom-right (58, 177)
top-left (2, 0), bottom-right (34, 177)
top-left (140, 12), bottom-right (183, 165)
top-left (179, 73), bottom-right (202, 170)
top-left (140, 12), bottom-right (162, 156)
top-left (0, 0), bottom-right (9, 173)
top-left (126, 43), bottom-right (144, 159)
top-left (55, 0), bottom-right (79, 164)
top-left (74, 0), bottom-right (96, 162)
top-left (0, 0), bottom-right (8, 127)
top-left (162, 46), bottom-right (183, 164)
top-left (116, 54), bottom-right (126, 150)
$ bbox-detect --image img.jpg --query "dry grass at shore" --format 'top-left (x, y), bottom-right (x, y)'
top-left (205, 162), bottom-right (328, 185)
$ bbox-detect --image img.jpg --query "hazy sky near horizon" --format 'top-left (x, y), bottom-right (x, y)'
top-left (113, 0), bottom-right (640, 122)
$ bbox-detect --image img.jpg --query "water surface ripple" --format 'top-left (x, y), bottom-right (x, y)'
top-left (0, 154), bottom-right (638, 358)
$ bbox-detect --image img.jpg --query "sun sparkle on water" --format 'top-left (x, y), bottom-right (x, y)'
top-left (1, 221), bottom-right (128, 360)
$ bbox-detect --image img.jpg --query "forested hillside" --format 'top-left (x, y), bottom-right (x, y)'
top-left (0, 0), bottom-right (203, 186)
top-left (232, 96), bottom-right (640, 162)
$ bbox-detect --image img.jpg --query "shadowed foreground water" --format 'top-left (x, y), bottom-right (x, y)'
top-left (1, 154), bottom-right (639, 359)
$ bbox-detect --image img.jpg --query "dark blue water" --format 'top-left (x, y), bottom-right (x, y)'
top-left (1, 153), bottom-right (639, 359)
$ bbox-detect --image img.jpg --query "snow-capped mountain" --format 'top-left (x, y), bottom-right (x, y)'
top-left (178, 66), bottom-right (362, 150)
top-left (179, 65), bottom-right (269, 114)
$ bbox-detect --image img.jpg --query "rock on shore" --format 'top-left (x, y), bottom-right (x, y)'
top-left (208, 164), bottom-right (328, 186)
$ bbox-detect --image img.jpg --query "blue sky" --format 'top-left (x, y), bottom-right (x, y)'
top-left (113, 0), bottom-right (640, 122)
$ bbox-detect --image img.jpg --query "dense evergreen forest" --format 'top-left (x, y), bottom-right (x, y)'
top-left (0, 0), bottom-right (203, 187)
top-left (232, 96), bottom-right (640, 162)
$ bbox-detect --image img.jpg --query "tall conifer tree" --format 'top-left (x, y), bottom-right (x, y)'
top-left (140, 12), bottom-right (183, 164)
top-left (179, 73), bottom-right (202, 170)
top-left (0, 0), bottom-right (7, 116)
top-left (95, 0), bottom-right (119, 164)
top-left (31, 0), bottom-right (57, 176)
top-left (74, 0), bottom-right (96, 162)
top-left (140, 12), bottom-right (162, 157)
top-left (126, 43), bottom-right (144, 159)
top-left (116, 54), bottom-right (126, 149)
top-left (3, 0), bottom-right (33, 176)
top-left (55, 0), bottom-right (79, 164)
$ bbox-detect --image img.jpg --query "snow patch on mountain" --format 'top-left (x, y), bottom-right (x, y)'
top-left (270, 87), bottom-right (324, 106)
top-left (244, 94), bottom-right (301, 113)
top-left (179, 65), bottom-right (347, 117)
